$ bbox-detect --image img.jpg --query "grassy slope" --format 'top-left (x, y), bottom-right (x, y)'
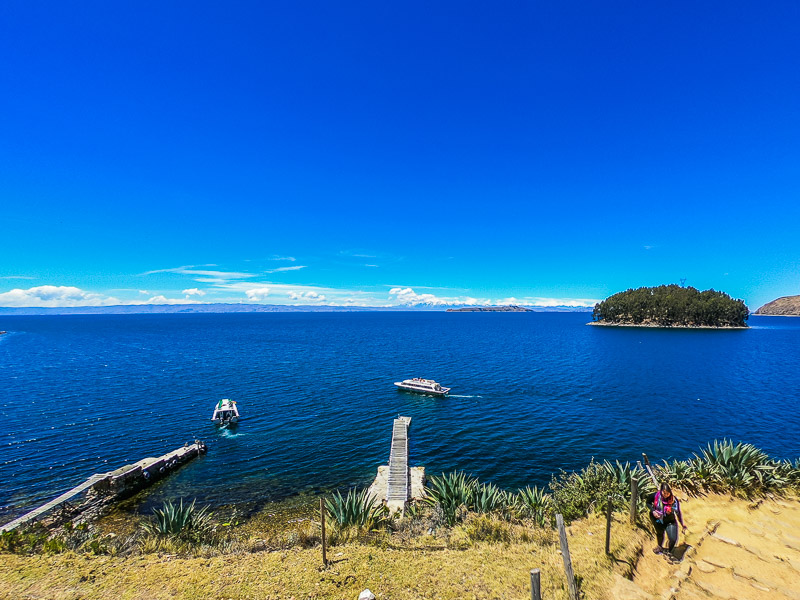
top-left (5, 494), bottom-right (799, 600)
top-left (0, 514), bottom-right (648, 600)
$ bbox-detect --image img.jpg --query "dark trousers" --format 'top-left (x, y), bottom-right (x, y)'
top-left (651, 518), bottom-right (678, 551)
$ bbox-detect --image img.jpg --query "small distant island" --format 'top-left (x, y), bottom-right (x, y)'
top-left (446, 305), bottom-right (533, 312)
top-left (754, 295), bottom-right (800, 316)
top-left (590, 285), bottom-right (749, 328)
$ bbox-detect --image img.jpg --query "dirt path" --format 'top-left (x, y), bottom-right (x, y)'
top-left (613, 493), bottom-right (800, 600)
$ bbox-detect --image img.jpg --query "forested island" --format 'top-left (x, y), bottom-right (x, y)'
top-left (591, 285), bottom-right (749, 328)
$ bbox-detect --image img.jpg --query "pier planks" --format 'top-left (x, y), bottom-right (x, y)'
top-left (386, 416), bottom-right (411, 511)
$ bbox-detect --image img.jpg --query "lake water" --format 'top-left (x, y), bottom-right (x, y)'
top-left (1, 312), bottom-right (798, 520)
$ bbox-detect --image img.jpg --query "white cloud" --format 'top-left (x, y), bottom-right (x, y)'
top-left (266, 265), bottom-right (306, 273)
top-left (339, 250), bottom-right (377, 258)
top-left (496, 297), bottom-right (599, 308)
top-left (182, 288), bottom-right (206, 296)
top-left (463, 297), bottom-right (491, 306)
top-left (138, 290), bottom-right (149, 295)
top-left (269, 256), bottom-right (296, 262)
top-left (0, 286), bottom-right (122, 308)
top-left (0, 275), bottom-right (36, 280)
top-left (288, 291), bottom-right (326, 303)
top-left (364, 264), bottom-right (379, 268)
top-left (143, 295), bottom-right (203, 305)
top-left (0, 285), bottom-right (213, 308)
top-left (388, 287), bottom-right (450, 306)
top-left (528, 297), bottom-right (598, 308)
top-left (142, 266), bottom-right (256, 282)
top-left (245, 287), bottom-right (271, 302)
top-left (497, 297), bottom-right (521, 305)
top-left (143, 264), bottom-right (306, 283)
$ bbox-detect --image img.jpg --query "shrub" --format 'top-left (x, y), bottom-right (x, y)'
top-left (549, 460), bottom-right (624, 522)
top-left (0, 525), bottom-right (51, 554)
top-left (462, 513), bottom-right (512, 543)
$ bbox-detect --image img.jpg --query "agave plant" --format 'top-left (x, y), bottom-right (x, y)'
top-left (325, 488), bottom-right (388, 531)
top-left (141, 499), bottom-right (214, 539)
top-left (471, 482), bottom-right (511, 516)
top-left (601, 460), bottom-right (653, 497)
top-left (756, 459), bottom-right (790, 493)
top-left (657, 459), bottom-right (697, 494)
top-left (515, 485), bottom-right (551, 526)
top-left (777, 458), bottom-right (800, 490)
top-left (695, 440), bottom-right (773, 497)
top-left (789, 459), bottom-right (800, 489)
top-left (424, 471), bottom-right (478, 526)
top-left (688, 456), bottom-right (720, 493)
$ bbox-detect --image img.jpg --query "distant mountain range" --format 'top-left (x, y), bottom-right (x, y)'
top-left (0, 303), bottom-right (592, 316)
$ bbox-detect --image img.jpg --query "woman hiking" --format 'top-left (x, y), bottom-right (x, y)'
top-left (647, 482), bottom-right (687, 559)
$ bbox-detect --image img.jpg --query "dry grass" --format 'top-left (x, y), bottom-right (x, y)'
top-left (0, 511), bottom-right (649, 600)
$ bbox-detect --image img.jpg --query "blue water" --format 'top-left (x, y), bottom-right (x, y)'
top-left (1, 312), bottom-right (799, 520)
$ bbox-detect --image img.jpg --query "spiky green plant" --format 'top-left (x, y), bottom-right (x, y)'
top-left (601, 460), bottom-right (654, 497)
top-left (424, 472), bottom-right (479, 526)
top-left (695, 440), bottom-right (777, 497)
top-left (757, 459), bottom-right (790, 493)
top-left (141, 499), bottom-right (213, 540)
top-left (471, 482), bottom-right (511, 516)
top-left (514, 485), bottom-right (552, 527)
top-left (658, 459), bottom-right (697, 493)
top-left (687, 456), bottom-right (720, 493)
top-left (776, 458), bottom-right (800, 490)
top-left (324, 489), bottom-right (388, 531)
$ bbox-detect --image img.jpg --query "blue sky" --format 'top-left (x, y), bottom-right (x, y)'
top-left (1, 2), bottom-right (798, 309)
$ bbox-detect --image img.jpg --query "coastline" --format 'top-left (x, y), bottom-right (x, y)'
top-left (587, 321), bottom-right (749, 330)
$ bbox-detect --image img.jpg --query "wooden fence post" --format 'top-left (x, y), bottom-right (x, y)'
top-left (630, 476), bottom-right (638, 525)
top-left (605, 494), bottom-right (613, 554)
top-left (556, 514), bottom-right (579, 600)
top-left (642, 453), bottom-right (659, 487)
top-left (320, 497), bottom-right (328, 567)
top-left (530, 568), bottom-right (541, 600)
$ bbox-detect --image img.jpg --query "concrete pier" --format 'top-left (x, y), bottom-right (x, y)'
top-left (368, 416), bottom-right (425, 514)
top-left (1, 441), bottom-right (207, 532)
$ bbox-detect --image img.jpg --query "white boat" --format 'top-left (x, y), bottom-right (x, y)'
top-left (211, 399), bottom-right (240, 426)
top-left (393, 378), bottom-right (451, 396)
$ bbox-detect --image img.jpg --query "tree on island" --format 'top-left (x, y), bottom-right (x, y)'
top-left (592, 285), bottom-right (749, 327)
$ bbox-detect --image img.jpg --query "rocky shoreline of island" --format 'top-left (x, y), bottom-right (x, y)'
top-left (587, 321), bottom-right (748, 330)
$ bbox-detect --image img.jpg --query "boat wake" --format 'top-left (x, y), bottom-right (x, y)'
top-left (218, 428), bottom-right (245, 438)
top-left (448, 394), bottom-right (483, 399)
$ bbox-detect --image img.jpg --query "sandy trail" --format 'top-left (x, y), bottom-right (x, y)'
top-left (613, 493), bottom-right (800, 600)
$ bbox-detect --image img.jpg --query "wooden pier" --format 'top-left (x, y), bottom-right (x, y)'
top-left (387, 416), bottom-right (411, 510)
top-left (368, 416), bottom-right (425, 514)
top-left (1, 441), bottom-right (206, 533)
